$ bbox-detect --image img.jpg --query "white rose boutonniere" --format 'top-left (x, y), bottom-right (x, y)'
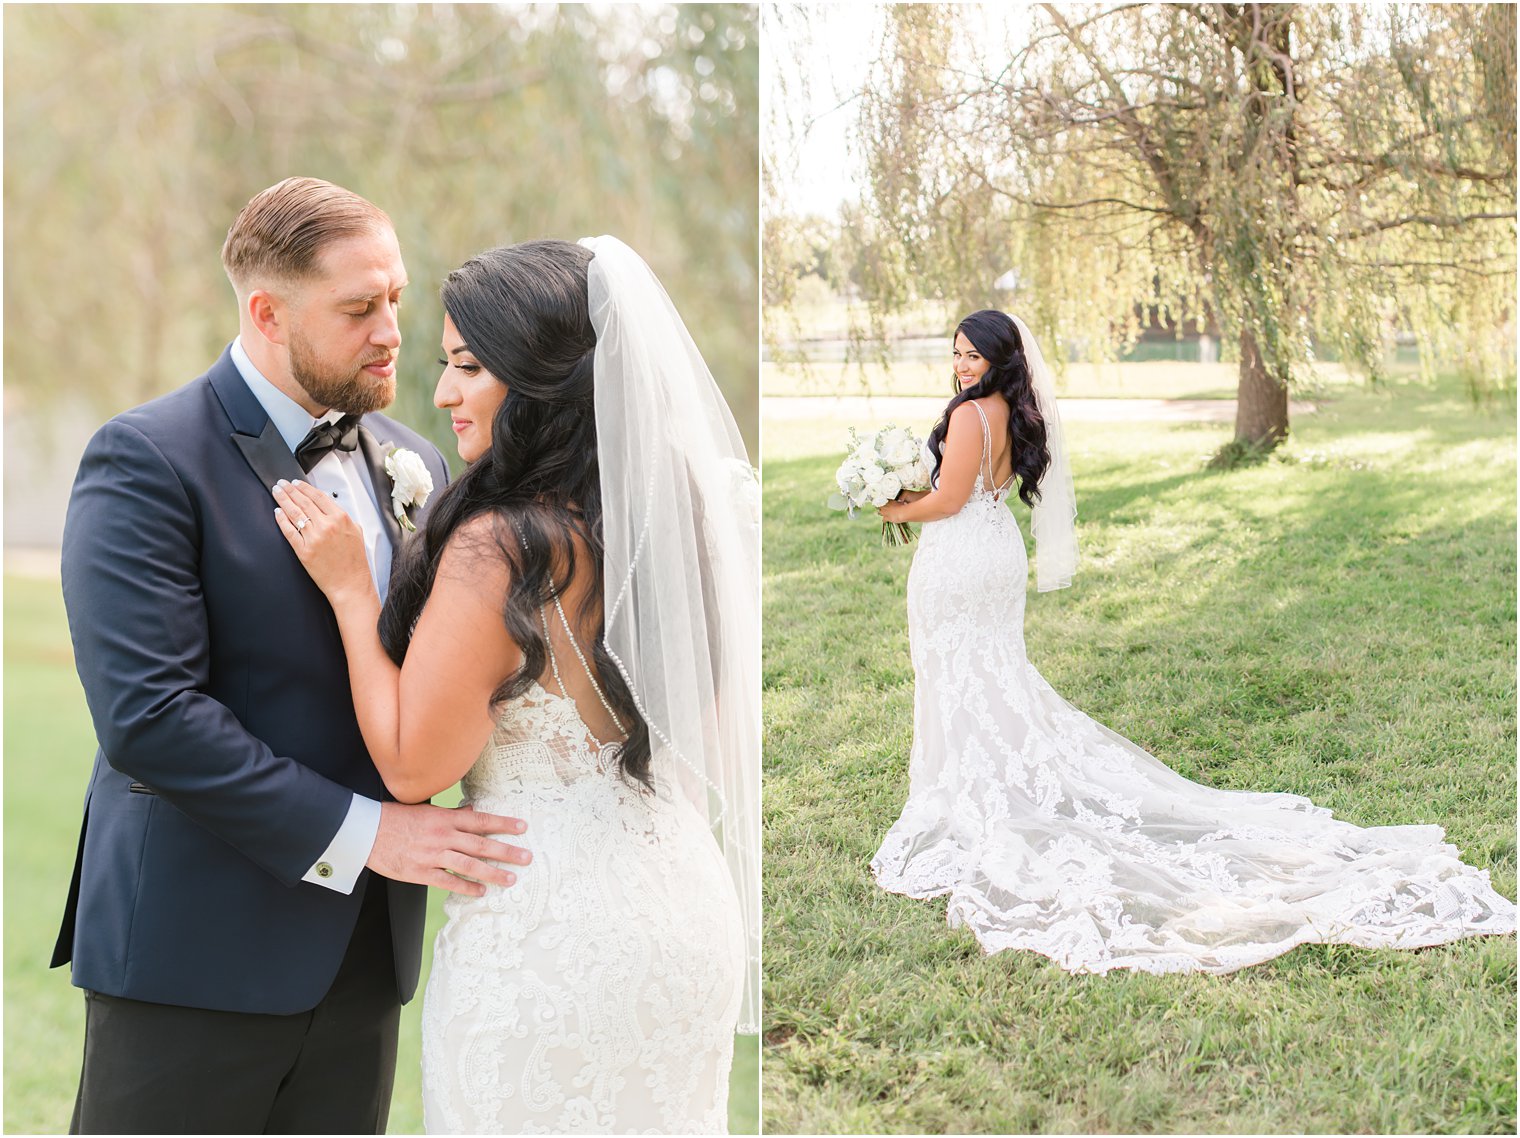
top-left (384, 447), bottom-right (433, 533)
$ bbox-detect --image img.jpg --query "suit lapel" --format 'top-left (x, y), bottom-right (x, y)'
top-left (231, 417), bottom-right (306, 491)
top-left (357, 424), bottom-right (403, 551)
top-left (208, 347), bottom-right (413, 548)
top-left (207, 351), bottom-right (307, 491)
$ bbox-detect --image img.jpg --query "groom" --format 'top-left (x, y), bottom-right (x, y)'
top-left (54, 177), bottom-right (529, 1133)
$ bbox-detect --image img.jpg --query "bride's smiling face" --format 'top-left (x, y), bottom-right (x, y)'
top-left (953, 332), bottom-right (991, 389)
top-left (436, 313), bottom-right (508, 462)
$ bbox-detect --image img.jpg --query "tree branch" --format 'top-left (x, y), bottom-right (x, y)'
top-left (1336, 211), bottom-right (1516, 240)
top-left (1040, 4), bottom-right (1208, 243)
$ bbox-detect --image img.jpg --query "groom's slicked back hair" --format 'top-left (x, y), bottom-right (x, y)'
top-left (221, 177), bottom-right (391, 295)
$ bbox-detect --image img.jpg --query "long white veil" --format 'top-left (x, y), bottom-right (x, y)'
top-left (1012, 313), bottom-right (1078, 592)
top-left (581, 235), bottom-right (761, 1034)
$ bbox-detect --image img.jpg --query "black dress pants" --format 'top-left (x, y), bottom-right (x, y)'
top-left (70, 874), bottom-right (401, 1135)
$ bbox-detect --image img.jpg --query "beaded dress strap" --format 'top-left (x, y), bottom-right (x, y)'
top-left (540, 598), bottom-right (627, 743)
top-left (971, 400), bottom-right (993, 487)
top-left (971, 399), bottom-right (1018, 502)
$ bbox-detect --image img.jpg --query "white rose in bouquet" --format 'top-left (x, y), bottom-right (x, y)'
top-left (880, 426), bottom-right (920, 469)
top-left (908, 453), bottom-right (933, 492)
top-left (826, 423), bottom-right (932, 545)
top-left (872, 472), bottom-right (902, 507)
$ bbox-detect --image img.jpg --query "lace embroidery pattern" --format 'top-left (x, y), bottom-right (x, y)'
top-left (870, 447), bottom-right (1516, 974)
top-left (421, 682), bottom-right (745, 1133)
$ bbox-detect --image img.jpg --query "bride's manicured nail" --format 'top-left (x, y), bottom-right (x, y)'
top-left (505, 872), bottom-right (517, 886)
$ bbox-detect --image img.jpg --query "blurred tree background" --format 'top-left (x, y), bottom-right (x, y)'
top-left (3, 6), bottom-right (760, 1133)
top-left (4, 1), bottom-right (758, 520)
top-left (765, 3), bottom-right (1514, 461)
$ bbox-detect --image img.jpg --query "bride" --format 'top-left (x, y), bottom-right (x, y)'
top-left (272, 237), bottom-right (759, 1131)
top-left (871, 308), bottom-right (1515, 974)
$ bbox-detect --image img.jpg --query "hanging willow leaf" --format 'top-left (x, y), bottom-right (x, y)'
top-left (769, 3), bottom-right (1515, 452)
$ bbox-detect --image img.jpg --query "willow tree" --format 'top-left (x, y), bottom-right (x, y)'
top-left (4, 3), bottom-right (759, 455)
top-left (854, 3), bottom-right (1515, 451)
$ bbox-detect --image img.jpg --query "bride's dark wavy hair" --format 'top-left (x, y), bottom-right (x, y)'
top-left (378, 239), bottom-right (651, 789)
top-left (927, 309), bottom-right (1051, 509)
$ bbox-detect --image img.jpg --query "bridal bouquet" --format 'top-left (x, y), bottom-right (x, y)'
top-left (827, 424), bottom-right (932, 545)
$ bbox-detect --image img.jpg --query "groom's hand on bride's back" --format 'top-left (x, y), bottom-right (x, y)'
top-left (367, 802), bottom-right (531, 895)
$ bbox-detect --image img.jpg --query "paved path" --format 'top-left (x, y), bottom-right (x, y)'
top-left (764, 395), bottom-right (1318, 423)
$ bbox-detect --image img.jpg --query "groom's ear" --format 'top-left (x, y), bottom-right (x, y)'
top-left (246, 287), bottom-right (288, 348)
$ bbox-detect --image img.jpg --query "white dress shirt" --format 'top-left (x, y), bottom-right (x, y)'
top-left (230, 337), bottom-right (384, 895)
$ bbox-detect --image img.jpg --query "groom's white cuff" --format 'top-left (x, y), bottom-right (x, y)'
top-left (303, 793), bottom-right (382, 894)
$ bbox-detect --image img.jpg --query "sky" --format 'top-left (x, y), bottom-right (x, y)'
top-left (765, 2), bottom-right (1035, 219)
top-left (764, 3), bottom-right (884, 217)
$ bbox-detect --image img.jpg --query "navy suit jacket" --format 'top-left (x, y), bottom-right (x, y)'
top-left (53, 347), bottom-right (451, 1015)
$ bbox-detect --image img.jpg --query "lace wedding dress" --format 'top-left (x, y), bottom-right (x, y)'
top-left (421, 601), bottom-right (745, 1133)
top-left (870, 404), bottom-right (1516, 973)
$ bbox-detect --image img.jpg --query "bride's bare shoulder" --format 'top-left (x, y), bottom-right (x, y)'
top-left (436, 513), bottom-right (513, 591)
top-left (945, 400), bottom-right (984, 436)
top-left (965, 394), bottom-right (1012, 429)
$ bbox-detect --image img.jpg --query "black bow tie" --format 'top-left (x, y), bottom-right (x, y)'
top-left (295, 414), bottom-right (361, 473)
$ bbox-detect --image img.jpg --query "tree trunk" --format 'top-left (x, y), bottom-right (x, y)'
top-left (1235, 326), bottom-right (1289, 447)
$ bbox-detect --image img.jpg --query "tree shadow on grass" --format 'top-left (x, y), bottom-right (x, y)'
top-left (761, 395), bottom-right (1517, 1131)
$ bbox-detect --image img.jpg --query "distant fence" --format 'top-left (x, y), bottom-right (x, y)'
top-left (764, 335), bottom-right (1421, 367)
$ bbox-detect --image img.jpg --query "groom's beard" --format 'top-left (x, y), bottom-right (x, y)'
top-left (288, 328), bottom-right (396, 415)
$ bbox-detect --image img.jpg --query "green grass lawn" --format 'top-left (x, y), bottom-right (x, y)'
top-left (761, 375), bottom-right (1517, 1134)
top-left (2, 575), bottom-right (758, 1134)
